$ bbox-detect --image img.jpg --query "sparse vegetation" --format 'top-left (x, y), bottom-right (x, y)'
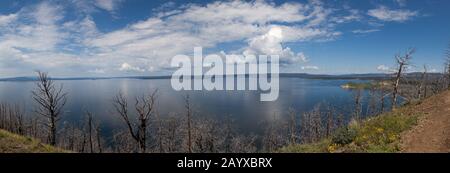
top-left (331, 127), bottom-right (357, 145)
top-left (0, 129), bottom-right (66, 153)
top-left (279, 139), bottom-right (330, 153)
top-left (280, 104), bottom-right (419, 153)
top-left (280, 46), bottom-right (450, 153)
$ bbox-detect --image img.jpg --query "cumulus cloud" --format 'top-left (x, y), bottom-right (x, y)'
top-left (119, 63), bottom-right (145, 72)
top-left (0, 2), bottom-right (68, 76)
top-left (0, 14), bottom-right (17, 26)
top-left (84, 1), bottom-right (345, 73)
top-left (243, 27), bottom-right (309, 65)
top-left (368, 6), bottom-right (418, 22)
top-left (0, 1), bottom-right (377, 77)
top-left (377, 65), bottom-right (392, 72)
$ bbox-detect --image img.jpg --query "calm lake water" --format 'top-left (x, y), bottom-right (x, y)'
top-left (0, 77), bottom-right (378, 137)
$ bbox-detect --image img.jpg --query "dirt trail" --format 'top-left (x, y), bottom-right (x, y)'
top-left (401, 90), bottom-right (450, 153)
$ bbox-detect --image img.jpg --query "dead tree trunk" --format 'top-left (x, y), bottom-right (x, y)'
top-left (418, 65), bottom-right (427, 100)
top-left (379, 86), bottom-right (387, 113)
top-left (155, 111), bottom-right (164, 153)
top-left (83, 111), bottom-right (102, 153)
top-left (32, 71), bottom-right (67, 146)
top-left (85, 112), bottom-right (94, 153)
top-left (95, 125), bottom-right (102, 153)
top-left (445, 45), bottom-right (450, 89)
top-left (392, 48), bottom-right (415, 109)
top-left (185, 95), bottom-right (193, 153)
top-left (352, 89), bottom-right (363, 120)
top-left (113, 90), bottom-right (158, 153)
top-left (325, 105), bottom-right (334, 138)
top-left (287, 108), bottom-right (297, 145)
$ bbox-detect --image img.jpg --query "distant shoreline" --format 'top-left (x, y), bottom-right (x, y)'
top-left (0, 72), bottom-right (443, 82)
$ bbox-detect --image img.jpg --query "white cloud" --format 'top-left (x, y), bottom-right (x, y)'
top-left (0, 2), bottom-right (63, 53)
top-left (174, 1), bottom-right (311, 24)
top-left (94, 0), bottom-right (121, 12)
top-left (331, 9), bottom-right (361, 24)
top-left (394, 0), bottom-right (407, 7)
top-left (85, 1), bottom-right (342, 72)
top-left (0, 1), bottom-right (363, 77)
top-left (275, 25), bottom-right (340, 42)
top-left (88, 68), bottom-right (106, 74)
top-left (301, 66), bottom-right (319, 70)
top-left (429, 68), bottom-right (438, 73)
top-left (368, 6), bottom-right (418, 22)
top-left (0, 2), bottom-right (88, 77)
top-left (352, 29), bottom-right (380, 34)
top-left (70, 0), bottom-right (122, 14)
top-left (243, 27), bottom-right (309, 65)
top-left (63, 16), bottom-right (99, 47)
top-left (119, 63), bottom-right (145, 72)
top-left (0, 14), bottom-right (17, 26)
top-left (377, 65), bottom-right (391, 72)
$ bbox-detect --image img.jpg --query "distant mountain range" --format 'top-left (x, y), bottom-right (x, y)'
top-left (0, 73), bottom-right (444, 81)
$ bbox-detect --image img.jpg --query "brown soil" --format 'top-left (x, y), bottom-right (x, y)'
top-left (401, 90), bottom-right (450, 153)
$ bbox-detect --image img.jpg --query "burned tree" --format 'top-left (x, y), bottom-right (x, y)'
top-left (287, 108), bottom-right (297, 145)
top-left (113, 90), bottom-right (158, 153)
top-left (0, 103), bottom-right (25, 135)
top-left (392, 48), bottom-right (415, 109)
top-left (155, 111), bottom-right (165, 153)
top-left (417, 65), bottom-right (428, 100)
top-left (59, 122), bottom-right (85, 152)
top-left (377, 81), bottom-right (391, 114)
top-left (85, 112), bottom-right (94, 153)
top-left (32, 71), bottom-right (67, 146)
top-left (162, 113), bottom-right (183, 153)
top-left (445, 44), bottom-right (450, 88)
top-left (324, 105), bottom-right (335, 138)
top-left (193, 117), bottom-right (220, 153)
top-left (367, 87), bottom-right (378, 116)
top-left (351, 89), bottom-right (363, 120)
top-left (95, 123), bottom-right (103, 153)
top-left (262, 114), bottom-right (286, 152)
top-left (81, 111), bottom-right (103, 153)
top-left (184, 95), bottom-right (193, 153)
top-left (299, 105), bottom-right (324, 144)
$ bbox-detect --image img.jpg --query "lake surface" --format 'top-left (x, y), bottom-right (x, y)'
top-left (0, 77), bottom-right (379, 138)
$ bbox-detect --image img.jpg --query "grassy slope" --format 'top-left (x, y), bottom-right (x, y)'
top-left (279, 102), bottom-right (422, 153)
top-left (0, 129), bottom-right (66, 153)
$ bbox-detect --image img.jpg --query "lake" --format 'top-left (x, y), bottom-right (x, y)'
top-left (0, 77), bottom-right (382, 138)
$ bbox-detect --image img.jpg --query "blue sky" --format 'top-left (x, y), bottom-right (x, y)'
top-left (0, 0), bottom-right (449, 77)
